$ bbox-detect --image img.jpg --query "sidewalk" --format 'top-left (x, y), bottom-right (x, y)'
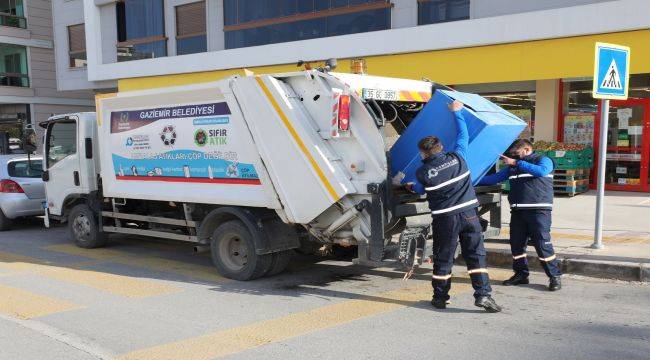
top-left (483, 190), bottom-right (650, 282)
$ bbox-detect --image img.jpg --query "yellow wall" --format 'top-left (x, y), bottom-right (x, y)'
top-left (119, 29), bottom-right (650, 92)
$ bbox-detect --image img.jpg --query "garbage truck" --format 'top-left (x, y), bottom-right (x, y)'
top-left (40, 69), bottom-right (525, 280)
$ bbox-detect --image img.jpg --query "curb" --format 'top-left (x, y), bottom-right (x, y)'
top-left (471, 248), bottom-right (648, 282)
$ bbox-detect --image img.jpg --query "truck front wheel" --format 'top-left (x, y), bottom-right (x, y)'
top-left (210, 220), bottom-right (272, 281)
top-left (68, 204), bottom-right (106, 249)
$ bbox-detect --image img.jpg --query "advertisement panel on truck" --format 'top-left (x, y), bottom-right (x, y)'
top-left (109, 102), bottom-right (260, 184)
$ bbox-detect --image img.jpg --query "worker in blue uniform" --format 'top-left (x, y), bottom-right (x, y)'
top-left (414, 100), bottom-right (502, 313)
top-left (479, 139), bottom-right (562, 291)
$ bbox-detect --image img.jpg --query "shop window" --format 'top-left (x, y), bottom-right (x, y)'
top-left (0, 104), bottom-right (28, 143)
top-left (560, 80), bottom-right (597, 145)
top-left (68, 24), bottom-right (87, 68)
top-left (482, 92), bottom-right (536, 140)
top-left (0, 44), bottom-right (28, 87)
top-left (418, 0), bottom-right (469, 25)
top-left (0, 0), bottom-right (26, 29)
top-left (223, 0), bottom-right (391, 49)
top-left (176, 1), bottom-right (207, 55)
top-left (116, 0), bottom-right (167, 62)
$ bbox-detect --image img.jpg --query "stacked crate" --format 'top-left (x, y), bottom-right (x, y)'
top-left (543, 148), bottom-right (593, 197)
top-left (551, 168), bottom-right (590, 196)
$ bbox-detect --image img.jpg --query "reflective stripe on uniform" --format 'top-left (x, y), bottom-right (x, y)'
top-left (512, 254), bottom-right (527, 260)
top-left (509, 174), bottom-right (554, 180)
top-left (425, 171), bottom-right (470, 191)
top-left (431, 198), bottom-right (479, 215)
top-left (467, 268), bottom-right (488, 274)
top-left (539, 254), bottom-right (557, 262)
top-left (432, 274), bottom-right (452, 280)
top-left (510, 203), bottom-right (553, 208)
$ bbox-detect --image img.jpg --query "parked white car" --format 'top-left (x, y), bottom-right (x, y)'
top-left (0, 155), bottom-right (44, 230)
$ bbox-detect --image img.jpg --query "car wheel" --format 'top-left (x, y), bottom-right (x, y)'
top-left (210, 220), bottom-right (272, 281)
top-left (0, 209), bottom-right (13, 231)
top-left (68, 204), bottom-right (106, 249)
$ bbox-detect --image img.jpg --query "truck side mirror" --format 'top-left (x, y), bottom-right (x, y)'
top-left (42, 170), bottom-right (49, 182)
top-left (23, 126), bottom-right (37, 154)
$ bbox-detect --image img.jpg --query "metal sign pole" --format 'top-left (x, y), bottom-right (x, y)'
top-left (593, 99), bottom-right (609, 249)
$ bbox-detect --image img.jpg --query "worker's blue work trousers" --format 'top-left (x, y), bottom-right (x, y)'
top-left (430, 209), bottom-right (492, 300)
top-left (509, 210), bottom-right (562, 278)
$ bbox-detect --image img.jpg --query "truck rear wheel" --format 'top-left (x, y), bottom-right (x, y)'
top-left (266, 250), bottom-right (293, 276)
top-left (210, 220), bottom-right (272, 281)
top-left (68, 204), bottom-right (106, 249)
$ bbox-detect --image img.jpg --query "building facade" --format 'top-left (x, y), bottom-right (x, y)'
top-left (0, 0), bottom-right (96, 148)
top-left (52, 0), bottom-right (650, 191)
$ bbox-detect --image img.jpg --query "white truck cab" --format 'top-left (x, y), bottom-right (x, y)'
top-left (42, 113), bottom-right (99, 219)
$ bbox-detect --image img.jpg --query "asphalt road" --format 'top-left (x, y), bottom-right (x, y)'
top-left (0, 219), bottom-right (648, 360)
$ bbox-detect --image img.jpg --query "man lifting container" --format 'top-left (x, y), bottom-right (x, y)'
top-left (415, 100), bottom-right (502, 313)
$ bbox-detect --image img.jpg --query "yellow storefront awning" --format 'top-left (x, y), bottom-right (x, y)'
top-left (119, 29), bottom-right (650, 92)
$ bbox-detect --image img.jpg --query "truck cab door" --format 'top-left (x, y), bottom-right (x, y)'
top-left (43, 117), bottom-right (81, 216)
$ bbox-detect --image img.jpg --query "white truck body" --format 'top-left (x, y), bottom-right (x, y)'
top-left (41, 70), bottom-right (502, 280)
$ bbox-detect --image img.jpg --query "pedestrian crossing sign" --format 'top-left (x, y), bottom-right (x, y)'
top-left (593, 42), bottom-right (630, 100)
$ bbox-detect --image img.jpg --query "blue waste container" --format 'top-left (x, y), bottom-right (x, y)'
top-left (390, 90), bottom-right (526, 193)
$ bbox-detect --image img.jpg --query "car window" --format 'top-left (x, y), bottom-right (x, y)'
top-left (47, 121), bottom-right (77, 168)
top-left (8, 160), bottom-right (43, 178)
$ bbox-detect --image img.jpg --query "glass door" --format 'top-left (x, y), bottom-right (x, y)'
top-left (594, 99), bottom-right (650, 192)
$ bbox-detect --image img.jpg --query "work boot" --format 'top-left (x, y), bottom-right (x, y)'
top-left (475, 296), bottom-right (502, 313)
top-left (549, 276), bottom-right (562, 291)
top-left (431, 297), bottom-right (447, 309)
top-left (502, 272), bottom-right (529, 286)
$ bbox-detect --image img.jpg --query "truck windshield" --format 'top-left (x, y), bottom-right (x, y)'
top-left (46, 121), bottom-right (77, 168)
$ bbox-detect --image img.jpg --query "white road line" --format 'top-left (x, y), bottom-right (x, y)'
top-left (0, 313), bottom-right (116, 360)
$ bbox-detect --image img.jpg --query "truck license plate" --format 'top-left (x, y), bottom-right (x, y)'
top-left (362, 88), bottom-right (398, 101)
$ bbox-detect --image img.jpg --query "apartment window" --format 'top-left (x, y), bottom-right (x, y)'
top-left (0, 0), bottom-right (26, 29)
top-left (418, 0), bottom-right (469, 25)
top-left (176, 1), bottom-right (206, 55)
top-left (68, 24), bottom-right (87, 68)
top-left (223, 0), bottom-right (391, 49)
top-left (0, 44), bottom-right (28, 87)
top-left (116, 0), bottom-right (167, 62)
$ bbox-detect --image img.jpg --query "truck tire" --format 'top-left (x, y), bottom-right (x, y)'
top-left (68, 204), bottom-right (107, 249)
top-left (210, 220), bottom-right (272, 281)
top-left (0, 209), bottom-right (13, 231)
top-left (266, 250), bottom-right (293, 276)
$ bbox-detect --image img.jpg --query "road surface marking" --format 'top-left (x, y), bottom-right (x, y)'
top-left (0, 313), bottom-right (116, 359)
top-left (118, 269), bottom-right (510, 360)
top-left (0, 283), bottom-right (81, 319)
top-left (45, 244), bottom-right (228, 284)
top-left (500, 229), bottom-right (650, 244)
top-left (0, 251), bottom-right (180, 298)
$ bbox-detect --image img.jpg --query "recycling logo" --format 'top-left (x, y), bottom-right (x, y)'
top-left (160, 125), bottom-right (177, 146)
top-left (194, 129), bottom-right (207, 147)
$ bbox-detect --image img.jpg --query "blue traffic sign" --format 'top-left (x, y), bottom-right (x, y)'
top-left (593, 42), bottom-right (630, 100)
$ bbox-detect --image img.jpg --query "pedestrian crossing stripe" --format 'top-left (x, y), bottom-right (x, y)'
top-left (0, 283), bottom-right (82, 319)
top-left (600, 59), bottom-right (622, 90)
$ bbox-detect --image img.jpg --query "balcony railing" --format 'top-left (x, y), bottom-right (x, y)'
top-left (116, 35), bottom-right (167, 62)
top-left (0, 13), bottom-right (27, 29)
top-left (0, 72), bottom-right (29, 87)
